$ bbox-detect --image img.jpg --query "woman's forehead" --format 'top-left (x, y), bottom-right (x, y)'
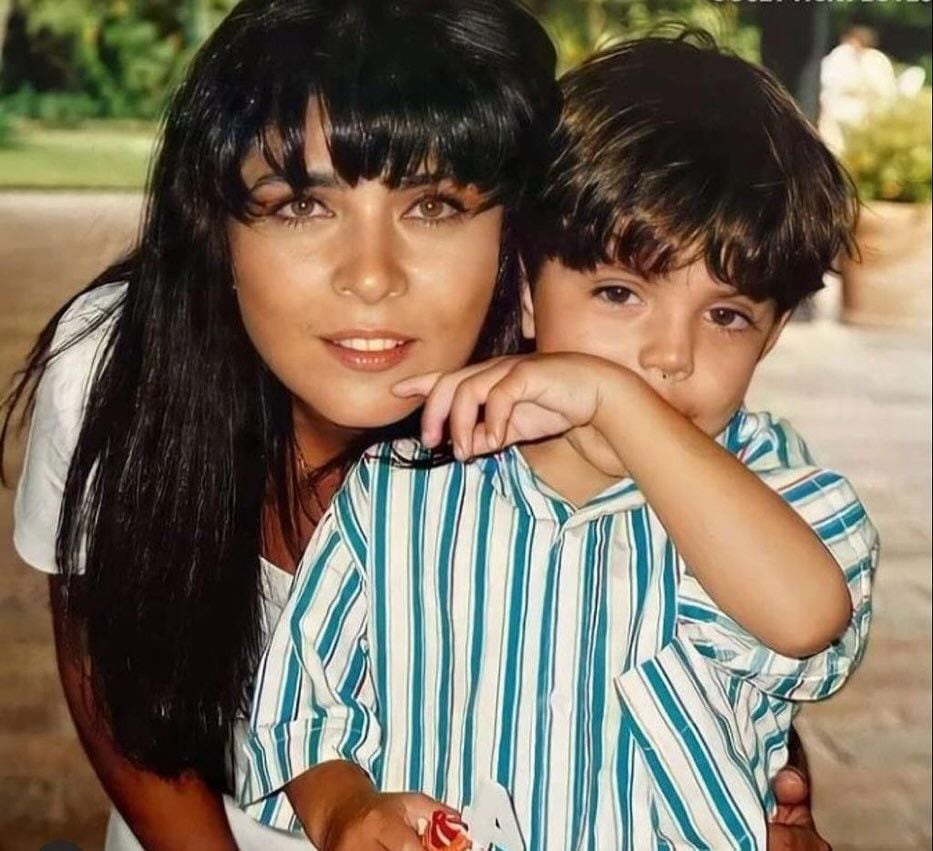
top-left (240, 99), bottom-right (467, 193)
top-left (240, 99), bottom-right (330, 185)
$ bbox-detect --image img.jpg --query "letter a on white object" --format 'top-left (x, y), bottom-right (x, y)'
top-left (461, 778), bottom-right (525, 851)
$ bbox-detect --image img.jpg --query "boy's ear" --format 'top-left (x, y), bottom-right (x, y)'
top-left (758, 310), bottom-right (793, 361)
top-left (520, 278), bottom-right (536, 340)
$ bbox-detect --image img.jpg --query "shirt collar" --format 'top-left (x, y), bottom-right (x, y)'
top-left (478, 408), bottom-right (750, 524)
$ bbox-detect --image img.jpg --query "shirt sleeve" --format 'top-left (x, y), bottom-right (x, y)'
top-left (13, 284), bottom-right (123, 574)
top-left (239, 459), bottom-right (381, 833)
top-left (678, 412), bottom-right (878, 701)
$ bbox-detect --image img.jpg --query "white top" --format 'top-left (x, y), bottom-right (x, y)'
top-left (13, 283), bottom-right (311, 849)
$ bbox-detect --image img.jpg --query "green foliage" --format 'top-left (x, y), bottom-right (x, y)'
top-left (531, 0), bottom-right (760, 71)
top-left (3, 85), bottom-right (98, 125)
top-left (77, 11), bottom-right (181, 119)
top-left (0, 100), bottom-right (15, 146)
top-left (841, 89), bottom-right (933, 204)
top-left (1, 0), bottom-right (234, 119)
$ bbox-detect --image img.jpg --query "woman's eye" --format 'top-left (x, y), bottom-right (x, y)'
top-left (595, 286), bottom-right (640, 305)
top-left (276, 197), bottom-right (330, 221)
top-left (405, 196), bottom-right (464, 223)
top-left (708, 307), bottom-right (752, 330)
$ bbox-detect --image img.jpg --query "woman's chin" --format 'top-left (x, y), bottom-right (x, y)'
top-left (320, 393), bottom-right (423, 433)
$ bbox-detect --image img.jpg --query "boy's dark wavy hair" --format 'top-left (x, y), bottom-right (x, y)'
top-left (0, 0), bottom-right (558, 789)
top-left (526, 31), bottom-right (859, 315)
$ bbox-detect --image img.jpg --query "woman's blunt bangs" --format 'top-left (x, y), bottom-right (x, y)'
top-left (187, 0), bottom-right (558, 220)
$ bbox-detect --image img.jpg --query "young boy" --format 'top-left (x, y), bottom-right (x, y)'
top-left (240, 35), bottom-right (877, 850)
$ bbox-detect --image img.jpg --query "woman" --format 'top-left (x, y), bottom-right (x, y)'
top-left (3, 1), bottom-right (558, 847)
top-left (2, 1), bottom-right (829, 848)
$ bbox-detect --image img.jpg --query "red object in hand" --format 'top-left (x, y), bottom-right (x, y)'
top-left (421, 810), bottom-right (473, 850)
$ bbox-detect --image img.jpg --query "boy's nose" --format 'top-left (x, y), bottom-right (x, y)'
top-left (638, 324), bottom-right (694, 382)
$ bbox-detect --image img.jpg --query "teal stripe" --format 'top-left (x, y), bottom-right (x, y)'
top-left (661, 541), bottom-right (678, 645)
top-left (585, 515), bottom-right (612, 850)
top-left (529, 535), bottom-right (565, 849)
top-left (496, 501), bottom-right (534, 786)
top-left (625, 716), bottom-right (708, 847)
top-left (623, 508), bottom-right (652, 670)
top-left (460, 474), bottom-right (494, 803)
top-left (815, 502), bottom-right (866, 541)
top-left (616, 716), bottom-right (637, 851)
top-left (671, 641), bottom-right (757, 799)
top-left (780, 469), bottom-right (843, 501)
top-left (406, 467), bottom-right (429, 791)
top-left (317, 571), bottom-right (362, 667)
top-left (370, 455), bottom-right (392, 787)
top-left (570, 523), bottom-right (600, 845)
top-left (433, 463), bottom-right (465, 802)
top-left (642, 661), bottom-right (758, 846)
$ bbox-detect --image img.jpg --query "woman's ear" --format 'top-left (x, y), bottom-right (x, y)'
top-left (521, 278), bottom-right (536, 341)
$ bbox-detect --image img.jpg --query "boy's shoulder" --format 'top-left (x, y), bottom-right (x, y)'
top-left (724, 409), bottom-right (815, 473)
top-left (341, 437), bottom-right (448, 495)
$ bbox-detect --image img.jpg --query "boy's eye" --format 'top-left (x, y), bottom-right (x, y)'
top-left (595, 285), bottom-right (640, 305)
top-left (276, 197), bottom-right (332, 221)
top-left (708, 307), bottom-right (752, 330)
top-left (404, 195), bottom-right (466, 223)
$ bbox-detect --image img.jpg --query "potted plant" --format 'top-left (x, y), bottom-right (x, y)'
top-left (837, 88), bottom-right (932, 329)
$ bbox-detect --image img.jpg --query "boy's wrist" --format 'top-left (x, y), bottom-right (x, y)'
top-left (591, 363), bottom-right (655, 434)
top-left (287, 760), bottom-right (377, 848)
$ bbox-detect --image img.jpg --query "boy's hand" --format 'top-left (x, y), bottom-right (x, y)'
top-left (322, 789), bottom-right (454, 851)
top-left (393, 353), bottom-right (629, 472)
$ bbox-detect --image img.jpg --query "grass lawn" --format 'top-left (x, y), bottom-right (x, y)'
top-left (0, 122), bottom-right (155, 190)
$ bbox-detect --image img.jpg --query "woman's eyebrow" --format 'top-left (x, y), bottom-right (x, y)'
top-left (398, 173), bottom-right (441, 189)
top-left (249, 170), bottom-right (342, 192)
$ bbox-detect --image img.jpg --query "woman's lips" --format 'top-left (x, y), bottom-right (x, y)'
top-left (323, 333), bottom-right (416, 372)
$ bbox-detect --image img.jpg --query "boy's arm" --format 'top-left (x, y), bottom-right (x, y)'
top-left (286, 761), bottom-right (440, 851)
top-left (241, 482), bottom-right (383, 830)
top-left (594, 369), bottom-right (852, 658)
top-left (286, 760), bottom-right (379, 847)
top-left (398, 353), bottom-right (869, 661)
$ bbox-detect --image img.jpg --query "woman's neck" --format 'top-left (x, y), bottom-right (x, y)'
top-left (261, 400), bottom-right (363, 574)
top-left (292, 398), bottom-right (362, 469)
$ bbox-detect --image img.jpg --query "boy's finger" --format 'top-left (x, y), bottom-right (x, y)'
top-left (393, 373), bottom-right (442, 398)
top-left (448, 378), bottom-right (490, 459)
top-left (422, 361), bottom-right (513, 449)
top-left (420, 363), bottom-right (494, 446)
top-left (472, 422), bottom-right (499, 456)
top-left (484, 375), bottom-right (522, 447)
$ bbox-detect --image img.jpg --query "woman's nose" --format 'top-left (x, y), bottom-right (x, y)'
top-left (331, 221), bottom-right (408, 304)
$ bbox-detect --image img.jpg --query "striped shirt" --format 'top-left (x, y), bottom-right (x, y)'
top-left (241, 410), bottom-right (877, 849)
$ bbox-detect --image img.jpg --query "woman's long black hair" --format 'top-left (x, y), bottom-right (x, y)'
top-left (0, 0), bottom-right (558, 790)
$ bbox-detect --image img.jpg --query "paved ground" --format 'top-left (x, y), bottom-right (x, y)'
top-left (0, 193), bottom-right (930, 850)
